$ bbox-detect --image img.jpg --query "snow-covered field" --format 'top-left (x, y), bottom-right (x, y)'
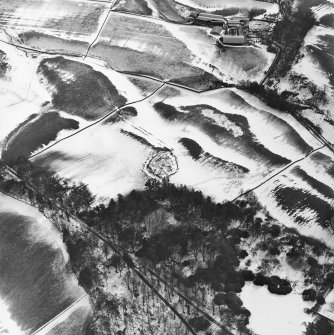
top-left (31, 85), bottom-right (322, 204)
top-left (240, 282), bottom-right (314, 335)
top-left (0, 0), bottom-right (110, 43)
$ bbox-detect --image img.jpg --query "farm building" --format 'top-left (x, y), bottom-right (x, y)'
top-left (227, 17), bottom-right (250, 27)
top-left (219, 35), bottom-right (246, 45)
top-left (187, 12), bottom-right (227, 26)
top-left (249, 20), bottom-right (271, 32)
top-left (226, 27), bottom-right (242, 36)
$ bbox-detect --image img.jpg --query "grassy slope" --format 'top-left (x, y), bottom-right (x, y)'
top-left (2, 112), bottom-right (79, 165)
top-left (38, 57), bottom-right (127, 120)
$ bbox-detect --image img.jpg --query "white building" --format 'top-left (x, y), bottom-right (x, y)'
top-left (220, 35), bottom-right (246, 45)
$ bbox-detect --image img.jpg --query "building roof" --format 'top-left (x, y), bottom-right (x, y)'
top-left (221, 35), bottom-right (246, 44)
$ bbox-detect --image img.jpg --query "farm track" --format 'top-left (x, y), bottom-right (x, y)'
top-left (83, 0), bottom-right (117, 60)
top-left (260, 46), bottom-right (281, 86)
top-left (292, 111), bottom-right (334, 153)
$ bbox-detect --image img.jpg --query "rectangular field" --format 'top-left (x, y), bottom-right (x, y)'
top-left (0, 0), bottom-right (109, 42)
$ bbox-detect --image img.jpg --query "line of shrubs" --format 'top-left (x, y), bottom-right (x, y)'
top-left (302, 288), bottom-right (325, 305)
top-left (241, 270), bottom-right (292, 295)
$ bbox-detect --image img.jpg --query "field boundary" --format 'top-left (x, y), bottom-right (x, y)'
top-left (83, 0), bottom-right (117, 59)
top-left (29, 83), bottom-right (166, 159)
top-left (31, 294), bottom-right (88, 335)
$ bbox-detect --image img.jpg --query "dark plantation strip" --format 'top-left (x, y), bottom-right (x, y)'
top-left (292, 166), bottom-right (334, 199)
top-left (273, 185), bottom-right (334, 227)
top-left (231, 145), bottom-right (326, 202)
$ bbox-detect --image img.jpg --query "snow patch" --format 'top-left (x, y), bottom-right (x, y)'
top-left (240, 282), bottom-right (314, 335)
top-left (0, 298), bottom-right (25, 335)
